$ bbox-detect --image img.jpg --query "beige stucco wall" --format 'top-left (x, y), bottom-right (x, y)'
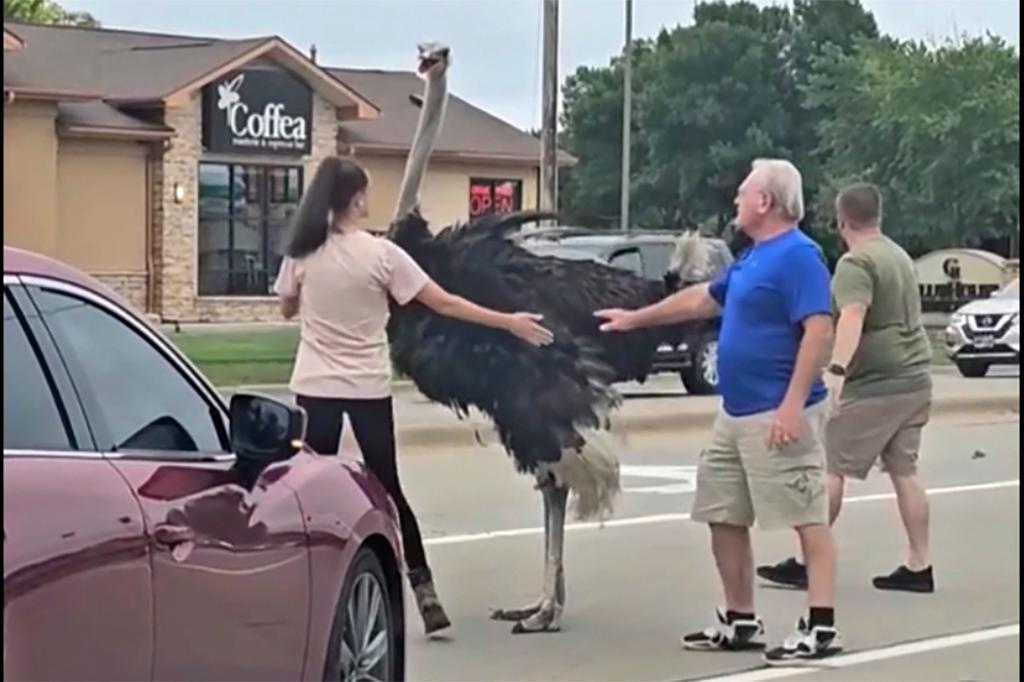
top-left (4, 101), bottom-right (59, 256)
top-left (56, 138), bottom-right (148, 272)
top-left (915, 249), bottom-right (1007, 287)
top-left (357, 155), bottom-right (539, 231)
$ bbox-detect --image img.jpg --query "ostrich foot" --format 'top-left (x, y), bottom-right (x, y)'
top-left (490, 600), bottom-right (542, 622)
top-left (511, 601), bottom-right (562, 634)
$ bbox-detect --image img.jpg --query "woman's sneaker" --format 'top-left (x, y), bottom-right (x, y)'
top-left (764, 617), bottom-right (843, 665)
top-left (682, 608), bottom-right (765, 651)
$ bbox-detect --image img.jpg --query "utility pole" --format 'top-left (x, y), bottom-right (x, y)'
top-left (620, 0), bottom-right (633, 231)
top-left (540, 0), bottom-right (559, 217)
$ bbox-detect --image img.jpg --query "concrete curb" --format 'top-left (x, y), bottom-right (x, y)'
top-left (395, 393), bottom-right (1020, 451)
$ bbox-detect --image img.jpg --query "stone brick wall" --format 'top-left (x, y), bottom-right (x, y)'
top-left (154, 91), bottom-right (338, 323)
top-left (91, 272), bottom-right (149, 312)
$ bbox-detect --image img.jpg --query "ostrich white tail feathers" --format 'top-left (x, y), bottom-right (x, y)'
top-left (545, 425), bottom-right (622, 522)
top-left (669, 230), bottom-right (712, 282)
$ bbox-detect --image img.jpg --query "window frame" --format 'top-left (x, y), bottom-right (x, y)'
top-left (19, 275), bottom-right (233, 463)
top-left (608, 247), bottom-right (646, 278)
top-left (197, 162), bottom-right (304, 298)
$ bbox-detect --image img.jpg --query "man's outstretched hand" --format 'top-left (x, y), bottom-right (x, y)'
top-left (594, 308), bottom-right (637, 333)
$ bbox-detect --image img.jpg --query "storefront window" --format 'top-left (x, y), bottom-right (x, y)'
top-left (198, 163), bottom-right (302, 296)
top-left (469, 178), bottom-right (522, 218)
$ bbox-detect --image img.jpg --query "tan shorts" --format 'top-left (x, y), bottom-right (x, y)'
top-left (826, 387), bottom-right (932, 480)
top-left (691, 403), bottom-right (829, 530)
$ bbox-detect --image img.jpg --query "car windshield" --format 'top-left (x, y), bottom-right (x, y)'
top-left (994, 279), bottom-right (1019, 300)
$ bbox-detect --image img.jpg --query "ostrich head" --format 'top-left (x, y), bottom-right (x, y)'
top-left (390, 42), bottom-right (452, 229)
top-left (416, 42), bottom-right (451, 79)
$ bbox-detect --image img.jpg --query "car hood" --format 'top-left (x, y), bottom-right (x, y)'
top-left (956, 298), bottom-right (1020, 316)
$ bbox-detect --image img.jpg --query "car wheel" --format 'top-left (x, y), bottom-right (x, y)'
top-left (681, 333), bottom-right (719, 395)
top-left (324, 547), bottom-right (401, 682)
top-left (956, 360), bottom-right (991, 378)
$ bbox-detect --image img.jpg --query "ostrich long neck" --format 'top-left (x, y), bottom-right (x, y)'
top-left (393, 70), bottom-right (448, 219)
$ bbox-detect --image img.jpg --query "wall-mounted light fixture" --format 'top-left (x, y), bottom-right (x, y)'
top-left (173, 183), bottom-right (185, 204)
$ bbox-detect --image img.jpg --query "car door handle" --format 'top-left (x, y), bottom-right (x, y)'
top-left (152, 525), bottom-right (195, 548)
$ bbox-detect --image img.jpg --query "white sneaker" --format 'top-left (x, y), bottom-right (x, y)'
top-left (681, 608), bottom-right (766, 651)
top-left (764, 617), bottom-right (843, 665)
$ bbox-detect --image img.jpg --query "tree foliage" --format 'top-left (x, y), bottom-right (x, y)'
top-left (4, 0), bottom-right (99, 27)
top-left (559, 0), bottom-right (1019, 257)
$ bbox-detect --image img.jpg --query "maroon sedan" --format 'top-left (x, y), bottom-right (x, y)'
top-left (3, 247), bottom-right (405, 681)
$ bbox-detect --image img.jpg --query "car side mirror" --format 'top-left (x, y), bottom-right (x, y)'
top-left (230, 394), bottom-right (306, 472)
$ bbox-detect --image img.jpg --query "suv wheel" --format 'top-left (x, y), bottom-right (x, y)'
top-left (955, 359), bottom-right (991, 378)
top-left (682, 333), bottom-right (719, 395)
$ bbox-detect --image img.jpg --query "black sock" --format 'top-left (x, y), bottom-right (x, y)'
top-left (809, 607), bottom-right (835, 628)
top-left (726, 610), bottom-right (755, 623)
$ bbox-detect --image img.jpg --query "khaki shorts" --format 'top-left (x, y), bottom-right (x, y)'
top-left (826, 387), bottom-right (932, 480)
top-left (691, 402), bottom-right (829, 530)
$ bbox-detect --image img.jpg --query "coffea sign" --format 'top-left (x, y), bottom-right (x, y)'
top-left (203, 69), bottom-right (313, 155)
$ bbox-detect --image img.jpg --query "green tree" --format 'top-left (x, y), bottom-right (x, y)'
top-left (4, 0), bottom-right (99, 27)
top-left (807, 35), bottom-right (1020, 255)
top-left (559, 0), bottom-right (878, 239)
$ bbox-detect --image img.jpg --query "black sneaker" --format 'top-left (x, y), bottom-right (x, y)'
top-left (756, 557), bottom-right (808, 589)
top-left (681, 608), bottom-right (765, 651)
top-left (873, 565), bottom-right (935, 593)
top-left (764, 617), bottom-right (843, 665)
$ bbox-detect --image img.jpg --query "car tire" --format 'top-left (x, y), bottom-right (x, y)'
top-left (955, 359), bottom-right (991, 378)
top-left (324, 547), bottom-right (402, 682)
top-left (681, 333), bottom-right (719, 395)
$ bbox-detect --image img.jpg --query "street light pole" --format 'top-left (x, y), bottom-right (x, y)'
top-left (540, 0), bottom-right (559, 217)
top-left (620, 0), bottom-right (633, 232)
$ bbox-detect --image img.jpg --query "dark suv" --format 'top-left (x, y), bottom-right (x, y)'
top-left (514, 227), bottom-right (734, 395)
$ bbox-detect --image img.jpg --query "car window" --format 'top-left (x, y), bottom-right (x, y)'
top-left (609, 249), bottom-right (644, 277)
top-left (640, 244), bottom-right (673, 279)
top-left (31, 288), bottom-right (227, 456)
top-left (995, 279), bottom-right (1019, 300)
top-left (3, 291), bottom-right (74, 452)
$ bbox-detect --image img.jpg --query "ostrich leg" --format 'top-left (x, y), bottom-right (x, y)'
top-left (511, 480), bottom-right (568, 634)
top-left (489, 474), bottom-right (553, 623)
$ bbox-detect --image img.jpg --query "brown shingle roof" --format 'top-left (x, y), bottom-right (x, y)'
top-left (57, 101), bottom-right (174, 138)
top-left (329, 67), bottom-right (574, 166)
top-left (3, 21), bottom-right (570, 164)
top-left (4, 22), bottom-right (267, 102)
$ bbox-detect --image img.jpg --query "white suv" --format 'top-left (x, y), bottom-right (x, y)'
top-left (945, 278), bottom-right (1020, 377)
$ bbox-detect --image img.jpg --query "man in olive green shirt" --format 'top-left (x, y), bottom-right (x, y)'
top-left (758, 183), bottom-right (935, 594)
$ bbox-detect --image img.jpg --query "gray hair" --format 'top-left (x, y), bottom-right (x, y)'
top-left (750, 158), bottom-right (805, 223)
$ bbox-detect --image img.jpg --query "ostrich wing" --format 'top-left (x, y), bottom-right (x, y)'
top-left (387, 211), bottom-right (671, 473)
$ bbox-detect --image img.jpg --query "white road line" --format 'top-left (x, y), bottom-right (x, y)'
top-left (423, 478), bottom-right (1020, 547)
top-left (691, 623), bottom-right (1020, 682)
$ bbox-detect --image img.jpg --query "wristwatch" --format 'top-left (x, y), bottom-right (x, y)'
top-left (827, 363), bottom-right (847, 377)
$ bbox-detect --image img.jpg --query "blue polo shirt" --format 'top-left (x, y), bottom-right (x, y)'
top-left (709, 228), bottom-right (831, 417)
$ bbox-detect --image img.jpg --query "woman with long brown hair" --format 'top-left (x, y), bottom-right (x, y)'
top-left (275, 156), bottom-right (552, 635)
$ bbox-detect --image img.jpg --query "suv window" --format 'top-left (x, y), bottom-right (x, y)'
top-left (3, 291), bottom-right (73, 452)
top-left (609, 249), bottom-right (644, 277)
top-left (640, 244), bottom-right (673, 279)
top-left (31, 288), bottom-right (226, 456)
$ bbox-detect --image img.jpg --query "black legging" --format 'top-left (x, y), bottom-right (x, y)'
top-left (296, 395), bottom-right (428, 574)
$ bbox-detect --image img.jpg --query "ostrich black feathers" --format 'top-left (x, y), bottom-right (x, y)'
top-left (387, 209), bottom-right (673, 475)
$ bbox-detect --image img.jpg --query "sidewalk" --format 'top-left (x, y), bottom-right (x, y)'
top-left (227, 370), bottom-right (1019, 451)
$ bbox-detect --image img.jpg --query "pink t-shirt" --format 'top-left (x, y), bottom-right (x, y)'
top-left (274, 230), bottom-right (430, 399)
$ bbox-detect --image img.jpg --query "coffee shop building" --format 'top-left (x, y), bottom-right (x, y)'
top-left (4, 22), bottom-right (572, 323)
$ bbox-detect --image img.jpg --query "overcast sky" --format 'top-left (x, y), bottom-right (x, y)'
top-left (60, 0), bottom-right (1020, 130)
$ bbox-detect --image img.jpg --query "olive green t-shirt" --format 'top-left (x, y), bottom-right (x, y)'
top-left (832, 235), bottom-right (932, 399)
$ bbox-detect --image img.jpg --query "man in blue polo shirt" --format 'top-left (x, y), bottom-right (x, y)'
top-left (596, 159), bottom-right (840, 664)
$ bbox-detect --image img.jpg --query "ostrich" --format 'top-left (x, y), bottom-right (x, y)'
top-left (385, 43), bottom-right (712, 634)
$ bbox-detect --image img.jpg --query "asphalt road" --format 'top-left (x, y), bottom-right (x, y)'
top-left (393, 412), bottom-right (1020, 682)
